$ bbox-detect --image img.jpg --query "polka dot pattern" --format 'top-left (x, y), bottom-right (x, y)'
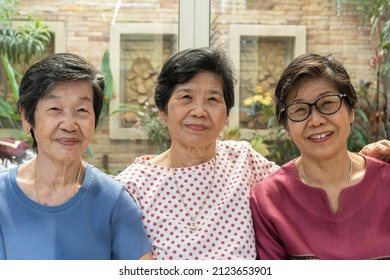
top-left (116, 140), bottom-right (278, 260)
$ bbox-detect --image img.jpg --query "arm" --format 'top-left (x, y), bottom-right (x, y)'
top-left (359, 140), bottom-right (390, 162)
top-left (111, 188), bottom-right (152, 260)
top-left (250, 187), bottom-right (288, 260)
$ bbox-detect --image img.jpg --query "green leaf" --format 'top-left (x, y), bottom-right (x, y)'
top-left (101, 50), bottom-right (113, 100)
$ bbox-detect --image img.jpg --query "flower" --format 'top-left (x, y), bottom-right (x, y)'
top-left (243, 86), bottom-right (274, 116)
top-left (242, 86), bottom-right (275, 129)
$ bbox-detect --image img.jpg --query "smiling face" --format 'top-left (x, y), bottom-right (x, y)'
top-left (161, 71), bottom-right (228, 149)
top-left (286, 77), bottom-right (354, 161)
top-left (20, 80), bottom-right (95, 164)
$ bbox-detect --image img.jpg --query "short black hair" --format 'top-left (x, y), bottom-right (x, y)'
top-left (275, 53), bottom-right (357, 129)
top-left (18, 53), bottom-right (105, 148)
top-left (154, 47), bottom-right (238, 115)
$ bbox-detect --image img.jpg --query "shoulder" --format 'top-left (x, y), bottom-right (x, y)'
top-left (82, 163), bottom-right (141, 208)
top-left (364, 155), bottom-right (390, 177)
top-left (252, 160), bottom-right (296, 194)
top-left (116, 157), bottom-right (165, 182)
top-left (217, 139), bottom-right (252, 151)
top-left (86, 163), bottom-right (124, 191)
top-left (217, 139), bottom-right (279, 171)
top-left (217, 139), bottom-right (262, 159)
top-left (365, 155), bottom-right (390, 167)
top-left (0, 167), bottom-right (13, 190)
top-left (250, 160), bottom-right (298, 216)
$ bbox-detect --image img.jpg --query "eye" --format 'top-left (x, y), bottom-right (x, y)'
top-left (289, 104), bottom-right (309, 116)
top-left (77, 107), bottom-right (92, 118)
top-left (290, 104), bottom-right (307, 113)
top-left (48, 107), bottom-right (60, 111)
top-left (318, 98), bottom-right (338, 110)
top-left (296, 106), bottom-right (308, 112)
top-left (208, 93), bottom-right (224, 103)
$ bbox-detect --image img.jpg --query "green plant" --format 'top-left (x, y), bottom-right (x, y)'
top-left (85, 50), bottom-right (113, 158)
top-left (265, 126), bottom-right (300, 165)
top-left (338, 0), bottom-right (390, 141)
top-left (242, 86), bottom-right (275, 129)
top-left (100, 50), bottom-right (113, 121)
top-left (345, 79), bottom-right (379, 152)
top-left (348, 107), bottom-right (370, 151)
top-left (0, 0), bottom-right (51, 132)
top-left (249, 131), bottom-right (271, 157)
top-left (219, 126), bottom-right (241, 140)
top-left (111, 103), bottom-right (170, 154)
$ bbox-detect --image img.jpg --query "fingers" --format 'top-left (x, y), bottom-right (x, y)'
top-left (359, 140), bottom-right (390, 163)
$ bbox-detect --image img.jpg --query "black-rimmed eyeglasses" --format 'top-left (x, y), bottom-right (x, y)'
top-left (281, 93), bottom-right (347, 122)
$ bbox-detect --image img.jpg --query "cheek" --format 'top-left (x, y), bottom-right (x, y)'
top-left (212, 106), bottom-right (228, 120)
top-left (287, 123), bottom-right (304, 142)
top-left (85, 125), bottom-right (95, 137)
top-left (80, 120), bottom-right (96, 137)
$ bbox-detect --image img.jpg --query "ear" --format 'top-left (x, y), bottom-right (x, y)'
top-left (160, 110), bottom-right (167, 123)
top-left (19, 107), bottom-right (32, 133)
top-left (284, 126), bottom-right (292, 140)
top-left (349, 109), bottom-right (355, 125)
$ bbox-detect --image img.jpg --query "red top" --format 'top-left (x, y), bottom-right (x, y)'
top-left (250, 156), bottom-right (390, 260)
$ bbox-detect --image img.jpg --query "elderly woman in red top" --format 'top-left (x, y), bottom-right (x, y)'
top-left (250, 53), bottom-right (390, 260)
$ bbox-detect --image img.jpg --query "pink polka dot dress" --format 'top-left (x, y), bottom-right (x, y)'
top-left (116, 140), bottom-right (278, 259)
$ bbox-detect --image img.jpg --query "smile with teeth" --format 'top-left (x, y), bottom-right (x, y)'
top-left (309, 132), bottom-right (332, 140)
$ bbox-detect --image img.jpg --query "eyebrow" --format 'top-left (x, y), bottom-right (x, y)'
top-left (174, 86), bottom-right (223, 95)
top-left (288, 91), bottom-right (338, 103)
top-left (44, 92), bottom-right (93, 103)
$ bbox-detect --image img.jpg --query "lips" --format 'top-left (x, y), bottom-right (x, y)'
top-left (308, 132), bottom-right (332, 140)
top-left (57, 137), bottom-right (80, 145)
top-left (185, 123), bottom-right (209, 130)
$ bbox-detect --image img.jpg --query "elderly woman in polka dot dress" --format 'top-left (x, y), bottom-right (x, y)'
top-left (115, 47), bottom-right (390, 260)
top-left (116, 47), bottom-right (278, 259)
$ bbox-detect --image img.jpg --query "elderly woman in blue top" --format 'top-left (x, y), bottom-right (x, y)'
top-left (0, 53), bottom-right (152, 260)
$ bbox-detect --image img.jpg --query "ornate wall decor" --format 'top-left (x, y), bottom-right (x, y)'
top-left (109, 23), bottom-right (177, 139)
top-left (229, 24), bottom-right (306, 139)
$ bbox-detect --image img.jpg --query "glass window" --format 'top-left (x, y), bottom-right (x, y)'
top-left (109, 0), bottom-right (180, 139)
top-left (210, 1), bottom-right (306, 138)
top-left (109, 23), bottom-right (178, 139)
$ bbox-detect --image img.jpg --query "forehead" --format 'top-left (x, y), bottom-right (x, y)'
top-left (287, 77), bottom-right (338, 101)
top-left (44, 80), bottom-right (93, 100)
top-left (177, 71), bottom-right (223, 89)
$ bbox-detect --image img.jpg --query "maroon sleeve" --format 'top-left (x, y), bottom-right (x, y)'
top-left (250, 184), bottom-right (289, 260)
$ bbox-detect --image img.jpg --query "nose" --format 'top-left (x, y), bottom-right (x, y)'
top-left (59, 111), bottom-right (79, 131)
top-left (307, 105), bottom-right (326, 126)
top-left (190, 100), bottom-right (208, 117)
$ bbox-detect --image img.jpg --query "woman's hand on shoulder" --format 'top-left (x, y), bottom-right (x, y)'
top-left (359, 139), bottom-right (390, 163)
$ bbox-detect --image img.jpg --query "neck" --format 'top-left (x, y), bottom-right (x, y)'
top-left (33, 158), bottom-right (84, 189)
top-left (169, 143), bottom-right (217, 167)
top-left (298, 153), bottom-right (352, 188)
top-left (32, 158), bottom-right (84, 206)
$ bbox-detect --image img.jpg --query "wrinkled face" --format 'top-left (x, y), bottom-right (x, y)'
top-left (286, 77), bottom-right (354, 160)
top-left (21, 80), bottom-right (95, 164)
top-left (161, 71), bottom-right (228, 149)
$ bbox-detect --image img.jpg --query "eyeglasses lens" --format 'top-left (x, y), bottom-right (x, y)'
top-left (286, 95), bottom-right (342, 122)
